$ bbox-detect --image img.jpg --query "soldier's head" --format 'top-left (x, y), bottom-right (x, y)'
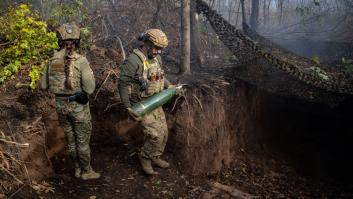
top-left (138, 29), bottom-right (168, 59)
top-left (56, 23), bottom-right (81, 50)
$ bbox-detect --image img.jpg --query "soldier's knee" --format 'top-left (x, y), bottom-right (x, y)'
top-left (77, 144), bottom-right (90, 154)
top-left (148, 134), bottom-right (163, 145)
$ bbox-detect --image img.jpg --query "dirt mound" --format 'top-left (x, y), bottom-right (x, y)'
top-left (0, 87), bottom-right (54, 195)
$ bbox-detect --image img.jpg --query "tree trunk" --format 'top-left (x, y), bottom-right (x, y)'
top-left (240, 0), bottom-right (247, 24)
top-left (151, 0), bottom-right (163, 27)
top-left (278, 0), bottom-right (284, 25)
top-left (235, 1), bottom-right (241, 28)
top-left (180, 0), bottom-right (191, 74)
top-left (250, 0), bottom-right (259, 30)
top-left (227, 0), bottom-right (238, 23)
top-left (266, 0), bottom-right (271, 30)
top-left (190, 0), bottom-right (203, 67)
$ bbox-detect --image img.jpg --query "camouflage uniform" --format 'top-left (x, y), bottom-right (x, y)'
top-left (118, 48), bottom-right (171, 159)
top-left (41, 48), bottom-right (96, 174)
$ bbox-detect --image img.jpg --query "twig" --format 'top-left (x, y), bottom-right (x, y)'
top-left (0, 41), bottom-right (13, 46)
top-left (94, 70), bottom-right (115, 100)
top-left (1, 166), bottom-right (24, 185)
top-left (41, 123), bottom-right (52, 168)
top-left (8, 184), bottom-right (25, 199)
top-left (24, 116), bottom-right (42, 130)
top-left (5, 121), bottom-right (14, 135)
top-left (21, 128), bottom-right (42, 134)
top-left (211, 182), bottom-right (258, 199)
top-left (184, 96), bottom-right (191, 127)
top-left (104, 102), bottom-right (119, 112)
top-left (102, 17), bottom-right (109, 39)
top-left (15, 83), bottom-right (30, 89)
top-left (0, 139), bottom-right (29, 147)
top-left (9, 132), bottom-right (31, 186)
top-left (114, 36), bottom-right (126, 61)
top-left (171, 95), bottom-right (184, 111)
top-left (2, 151), bottom-right (24, 166)
top-left (192, 94), bottom-right (203, 110)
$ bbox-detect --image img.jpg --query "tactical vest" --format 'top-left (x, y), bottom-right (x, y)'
top-left (132, 49), bottom-right (165, 98)
top-left (48, 49), bottom-right (82, 95)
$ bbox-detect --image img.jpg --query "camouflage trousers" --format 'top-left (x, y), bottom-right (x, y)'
top-left (140, 107), bottom-right (168, 159)
top-left (55, 98), bottom-right (92, 171)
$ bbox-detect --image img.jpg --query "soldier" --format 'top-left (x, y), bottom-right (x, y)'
top-left (118, 29), bottom-right (176, 175)
top-left (40, 23), bottom-right (100, 180)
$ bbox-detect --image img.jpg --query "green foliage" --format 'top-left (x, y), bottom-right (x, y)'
top-left (0, 4), bottom-right (58, 89)
top-left (311, 56), bottom-right (320, 65)
top-left (313, 0), bottom-right (320, 6)
top-left (308, 66), bottom-right (330, 81)
top-left (50, 0), bottom-right (88, 24)
top-left (80, 27), bottom-right (93, 52)
top-left (296, 0), bottom-right (321, 16)
top-left (341, 57), bottom-right (353, 72)
top-left (308, 56), bottom-right (330, 80)
top-left (48, 0), bottom-right (92, 53)
top-left (295, 6), bottom-right (311, 16)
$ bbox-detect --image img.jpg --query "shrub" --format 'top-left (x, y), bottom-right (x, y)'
top-left (0, 4), bottom-right (58, 89)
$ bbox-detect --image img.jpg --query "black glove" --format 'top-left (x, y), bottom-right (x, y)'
top-left (68, 91), bottom-right (89, 104)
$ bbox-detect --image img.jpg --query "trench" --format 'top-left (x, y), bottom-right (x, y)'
top-left (4, 40), bottom-right (353, 197)
top-left (255, 91), bottom-right (353, 181)
top-left (86, 40), bottom-right (353, 181)
top-left (241, 39), bottom-right (353, 181)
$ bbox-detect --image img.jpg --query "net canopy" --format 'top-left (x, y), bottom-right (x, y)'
top-left (196, 0), bottom-right (353, 105)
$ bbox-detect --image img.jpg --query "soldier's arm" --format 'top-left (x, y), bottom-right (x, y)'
top-left (118, 57), bottom-right (139, 108)
top-left (164, 78), bottom-right (171, 88)
top-left (80, 57), bottom-right (96, 95)
top-left (40, 63), bottom-right (49, 90)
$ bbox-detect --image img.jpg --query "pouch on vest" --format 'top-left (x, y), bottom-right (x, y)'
top-left (50, 58), bottom-right (65, 72)
top-left (49, 55), bottom-right (82, 95)
top-left (146, 67), bottom-right (159, 95)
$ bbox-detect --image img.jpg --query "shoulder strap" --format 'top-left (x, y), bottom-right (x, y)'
top-left (155, 55), bottom-right (162, 66)
top-left (133, 49), bottom-right (151, 71)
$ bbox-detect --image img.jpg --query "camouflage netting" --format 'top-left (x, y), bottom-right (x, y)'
top-left (196, 0), bottom-right (353, 105)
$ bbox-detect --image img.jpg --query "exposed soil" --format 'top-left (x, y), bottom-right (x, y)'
top-left (1, 1), bottom-right (353, 196)
top-left (7, 53), bottom-right (353, 199)
top-left (12, 128), bottom-right (353, 199)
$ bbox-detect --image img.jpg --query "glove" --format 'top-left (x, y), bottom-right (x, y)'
top-left (127, 107), bottom-right (142, 121)
top-left (176, 86), bottom-right (184, 96)
top-left (168, 85), bottom-right (183, 96)
top-left (68, 91), bottom-right (89, 104)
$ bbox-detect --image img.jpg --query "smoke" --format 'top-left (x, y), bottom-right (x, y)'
top-left (211, 0), bottom-right (353, 64)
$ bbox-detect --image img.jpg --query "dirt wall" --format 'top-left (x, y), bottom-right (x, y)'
top-left (169, 80), bottom-right (265, 175)
top-left (0, 90), bottom-right (55, 195)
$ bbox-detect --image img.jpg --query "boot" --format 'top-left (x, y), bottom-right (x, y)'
top-left (152, 158), bottom-right (170, 168)
top-left (74, 167), bottom-right (81, 178)
top-left (81, 168), bottom-right (101, 180)
top-left (138, 154), bottom-right (158, 175)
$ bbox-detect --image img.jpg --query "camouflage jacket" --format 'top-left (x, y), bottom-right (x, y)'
top-left (118, 48), bottom-right (170, 108)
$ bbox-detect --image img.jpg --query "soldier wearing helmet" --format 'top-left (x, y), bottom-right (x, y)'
top-left (40, 23), bottom-right (100, 180)
top-left (118, 29), bottom-right (174, 175)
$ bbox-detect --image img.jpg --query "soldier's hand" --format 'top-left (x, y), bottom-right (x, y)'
top-left (176, 86), bottom-right (184, 96)
top-left (127, 107), bottom-right (142, 121)
top-left (169, 84), bottom-right (184, 96)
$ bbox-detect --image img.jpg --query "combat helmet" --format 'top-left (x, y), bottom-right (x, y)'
top-left (139, 29), bottom-right (168, 48)
top-left (56, 23), bottom-right (80, 40)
